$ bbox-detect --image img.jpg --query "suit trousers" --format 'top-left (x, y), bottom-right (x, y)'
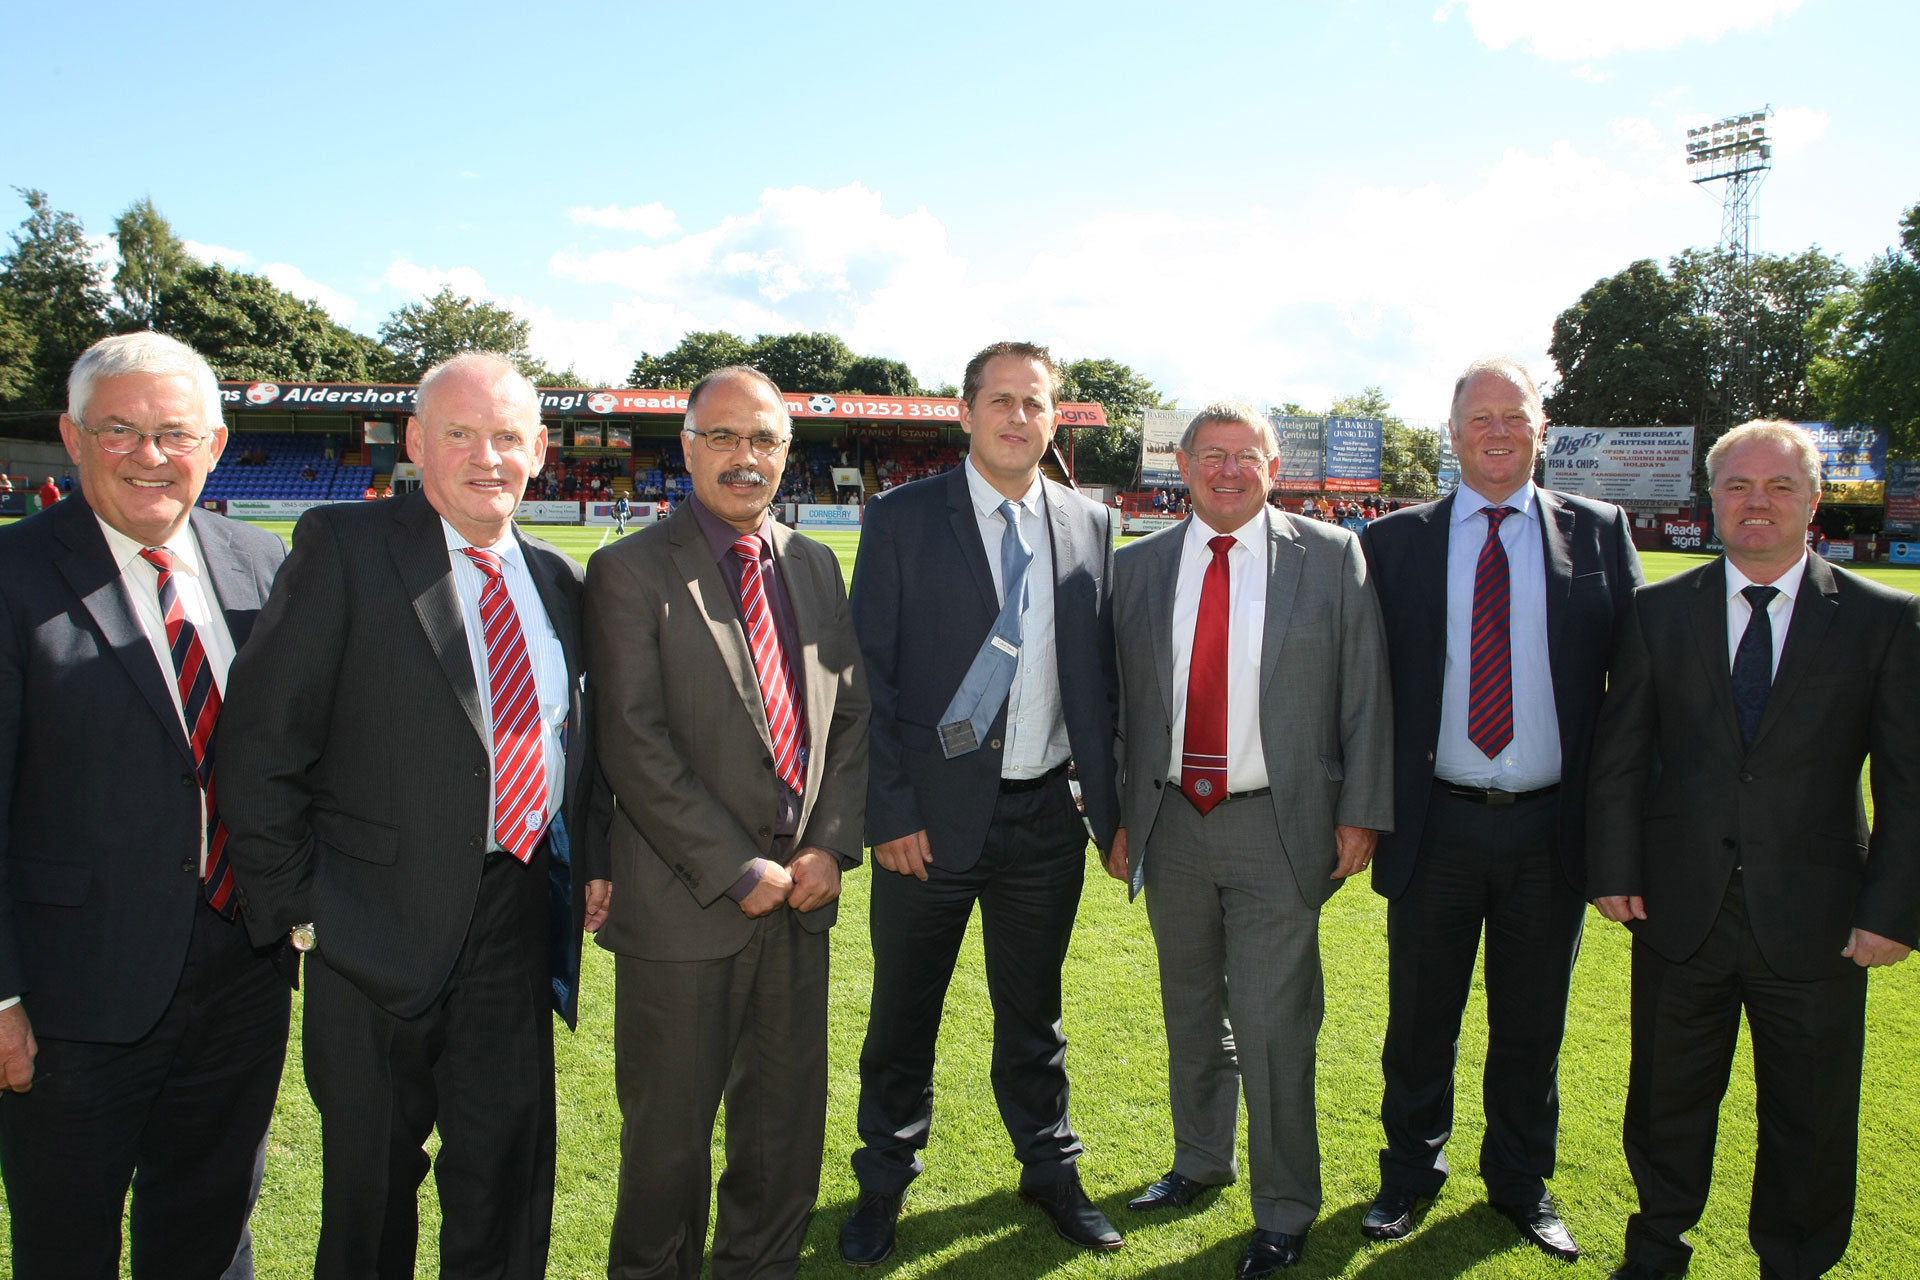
top-left (303, 846), bottom-right (555, 1280)
top-left (853, 772), bottom-right (1088, 1194)
top-left (1622, 873), bottom-right (1867, 1280)
top-left (1378, 783), bottom-right (1585, 1203)
top-left (1143, 788), bottom-right (1323, 1235)
top-left (608, 906), bottom-right (829, 1280)
top-left (0, 900), bottom-right (290, 1280)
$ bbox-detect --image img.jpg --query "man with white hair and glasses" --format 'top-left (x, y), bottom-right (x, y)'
top-left (0, 331), bottom-right (293, 1278)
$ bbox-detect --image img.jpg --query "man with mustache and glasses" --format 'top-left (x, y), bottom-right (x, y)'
top-left (842, 341), bottom-right (1124, 1265)
top-left (585, 365), bottom-right (869, 1280)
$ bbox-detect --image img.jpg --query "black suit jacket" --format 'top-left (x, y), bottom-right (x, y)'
top-left (220, 492), bottom-right (601, 1025)
top-left (0, 496), bottom-right (286, 1042)
top-left (1360, 488), bottom-right (1643, 899)
top-left (1587, 555), bottom-right (1920, 980)
top-left (851, 467), bottom-right (1119, 870)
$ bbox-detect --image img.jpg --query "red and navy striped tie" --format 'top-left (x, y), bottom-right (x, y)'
top-left (1466, 506), bottom-right (1517, 759)
top-left (734, 534), bottom-right (807, 795)
top-left (461, 548), bottom-right (549, 862)
top-left (139, 548), bottom-right (236, 918)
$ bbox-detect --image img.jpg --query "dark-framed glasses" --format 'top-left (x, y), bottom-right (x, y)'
top-left (686, 427), bottom-right (790, 455)
top-left (81, 422), bottom-right (214, 457)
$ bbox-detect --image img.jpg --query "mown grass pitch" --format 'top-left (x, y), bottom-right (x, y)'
top-left (4, 518), bottom-right (1918, 1277)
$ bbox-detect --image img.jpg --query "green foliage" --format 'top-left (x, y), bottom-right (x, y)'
top-left (627, 330), bottom-right (750, 388)
top-left (1808, 201), bottom-right (1920, 457)
top-left (0, 291), bottom-right (35, 403)
top-left (744, 331), bottom-right (856, 394)
top-left (153, 262), bottom-right (384, 382)
top-left (0, 188), bottom-right (110, 409)
top-left (379, 287), bottom-right (541, 381)
top-left (538, 365), bottom-right (593, 388)
top-left (840, 354), bottom-right (922, 396)
top-left (110, 197), bottom-right (188, 330)
top-left (1059, 357), bottom-right (1173, 487)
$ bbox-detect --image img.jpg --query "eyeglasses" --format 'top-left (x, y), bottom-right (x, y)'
top-left (685, 427), bottom-right (790, 455)
top-left (1191, 448), bottom-right (1270, 471)
top-left (80, 422), bottom-right (214, 457)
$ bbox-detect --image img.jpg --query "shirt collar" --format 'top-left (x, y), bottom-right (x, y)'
top-left (964, 456), bottom-right (1044, 523)
top-left (97, 514), bottom-right (205, 580)
top-left (1726, 550), bottom-right (1807, 604)
top-left (688, 493), bottom-right (773, 562)
top-left (1185, 509), bottom-right (1268, 560)
top-left (440, 516), bottom-right (526, 571)
top-left (1450, 480), bottom-right (1538, 527)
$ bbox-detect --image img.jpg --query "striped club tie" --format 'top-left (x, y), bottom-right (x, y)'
top-left (733, 533), bottom-right (807, 795)
top-left (1466, 505), bottom-right (1517, 759)
top-left (461, 548), bottom-right (549, 862)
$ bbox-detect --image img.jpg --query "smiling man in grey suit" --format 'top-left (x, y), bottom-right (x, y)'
top-left (221, 352), bottom-right (608, 1280)
top-left (1109, 401), bottom-right (1393, 1277)
top-left (586, 366), bottom-right (869, 1280)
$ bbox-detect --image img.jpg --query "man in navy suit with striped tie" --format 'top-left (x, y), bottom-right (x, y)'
top-left (0, 332), bottom-right (292, 1278)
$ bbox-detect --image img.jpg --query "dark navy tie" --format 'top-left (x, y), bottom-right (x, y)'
top-left (1731, 584), bottom-right (1779, 747)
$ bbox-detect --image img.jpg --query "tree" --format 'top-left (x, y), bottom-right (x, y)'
top-left (839, 355), bottom-right (921, 396)
top-left (628, 330), bottom-right (750, 388)
top-left (744, 331), bottom-right (855, 393)
top-left (379, 287), bottom-right (541, 380)
top-left (537, 365), bottom-right (592, 388)
top-left (1544, 258), bottom-right (1716, 430)
top-left (111, 197), bottom-right (188, 330)
top-left (1808, 201), bottom-right (1920, 457)
top-left (0, 188), bottom-right (109, 409)
top-left (154, 262), bottom-right (383, 382)
top-left (0, 292), bottom-right (35, 402)
top-left (1328, 386), bottom-right (1437, 498)
top-left (1058, 357), bottom-right (1173, 487)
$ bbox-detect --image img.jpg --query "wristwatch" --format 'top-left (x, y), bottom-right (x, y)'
top-left (290, 922), bottom-right (316, 953)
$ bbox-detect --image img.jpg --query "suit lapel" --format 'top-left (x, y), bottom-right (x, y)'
top-left (1538, 489), bottom-right (1576, 654)
top-left (1415, 496), bottom-right (1453, 688)
top-left (1148, 518), bottom-right (1185, 716)
top-left (390, 493), bottom-right (488, 750)
top-left (945, 466), bottom-right (999, 617)
top-left (1260, 509), bottom-right (1307, 692)
top-left (50, 497), bottom-right (193, 765)
top-left (191, 508), bottom-right (263, 649)
top-left (1752, 555), bottom-right (1839, 750)
top-left (515, 528), bottom-right (586, 807)
top-left (670, 508), bottom-right (773, 755)
top-left (1690, 558), bottom-right (1745, 751)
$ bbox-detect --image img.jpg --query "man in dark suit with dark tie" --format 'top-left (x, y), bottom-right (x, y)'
top-left (1358, 358), bottom-right (1643, 1260)
top-left (840, 341), bottom-right (1123, 1265)
top-left (1587, 420), bottom-right (1920, 1280)
top-left (220, 352), bottom-right (609, 1280)
top-left (0, 332), bottom-right (292, 1278)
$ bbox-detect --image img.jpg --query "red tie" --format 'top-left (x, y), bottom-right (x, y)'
top-left (139, 548), bottom-right (235, 917)
top-left (1181, 535), bottom-right (1235, 815)
top-left (460, 548), bottom-right (549, 862)
top-left (734, 534), bottom-right (807, 796)
top-left (1467, 506), bottom-right (1517, 759)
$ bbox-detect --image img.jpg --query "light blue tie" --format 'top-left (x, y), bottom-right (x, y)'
top-left (938, 499), bottom-right (1033, 758)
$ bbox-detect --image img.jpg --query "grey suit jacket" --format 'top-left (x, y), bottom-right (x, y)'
top-left (0, 497), bottom-right (286, 1042)
top-left (221, 491), bottom-right (598, 1025)
top-left (1112, 507), bottom-right (1395, 907)
top-left (584, 504), bottom-right (869, 963)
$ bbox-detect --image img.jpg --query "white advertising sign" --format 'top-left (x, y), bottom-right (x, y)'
top-left (1543, 426), bottom-right (1695, 504)
top-left (1125, 513), bottom-right (1184, 534)
top-left (796, 503), bottom-right (863, 530)
top-left (226, 499), bottom-right (330, 520)
top-left (1140, 409), bottom-right (1186, 487)
top-left (513, 500), bottom-right (585, 524)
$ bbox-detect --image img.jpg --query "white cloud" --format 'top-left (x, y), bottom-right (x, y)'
top-left (1435, 0), bottom-right (1803, 60)
top-left (1571, 65), bottom-right (1614, 84)
top-left (385, 259), bottom-right (492, 301)
top-left (1763, 106), bottom-right (1830, 157)
top-left (569, 202), bottom-right (682, 237)
top-left (262, 262), bottom-right (362, 324)
top-left (182, 240), bottom-right (252, 268)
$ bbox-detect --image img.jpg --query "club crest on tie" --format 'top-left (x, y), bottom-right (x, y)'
top-left (1194, 778), bottom-right (1213, 797)
top-left (524, 809), bottom-right (543, 832)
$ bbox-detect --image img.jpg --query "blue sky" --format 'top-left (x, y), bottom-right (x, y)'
top-left (5, 0), bottom-right (1915, 419)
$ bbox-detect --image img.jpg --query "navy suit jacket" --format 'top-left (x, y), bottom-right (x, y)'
top-left (0, 496), bottom-right (287, 1043)
top-left (851, 467), bottom-right (1119, 870)
top-left (1360, 488), bottom-right (1643, 900)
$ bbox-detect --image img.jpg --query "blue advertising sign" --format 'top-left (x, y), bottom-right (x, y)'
top-left (1804, 422), bottom-right (1887, 503)
top-left (1884, 459), bottom-right (1920, 532)
top-left (1323, 417), bottom-right (1382, 494)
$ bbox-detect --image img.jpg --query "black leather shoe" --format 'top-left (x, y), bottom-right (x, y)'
top-left (1236, 1228), bottom-right (1306, 1277)
top-left (1492, 1197), bottom-right (1580, 1261)
top-left (839, 1191), bottom-right (902, 1267)
top-left (1360, 1187), bottom-right (1429, 1241)
top-left (1126, 1170), bottom-right (1219, 1211)
top-left (1019, 1179), bottom-right (1124, 1250)
top-left (1607, 1262), bottom-right (1677, 1279)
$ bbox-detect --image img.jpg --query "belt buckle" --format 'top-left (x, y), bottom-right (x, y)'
top-left (1485, 789), bottom-right (1516, 806)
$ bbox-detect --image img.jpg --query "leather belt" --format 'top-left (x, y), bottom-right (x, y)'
top-left (1178, 784), bottom-right (1272, 807)
top-left (1435, 780), bottom-right (1560, 806)
top-left (1000, 761), bottom-right (1070, 793)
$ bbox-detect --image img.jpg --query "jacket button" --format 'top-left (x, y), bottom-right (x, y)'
top-left (181, 773), bottom-right (197, 788)
top-left (1153, 779), bottom-right (1162, 789)
top-left (1722, 837), bottom-right (1737, 849)
top-left (180, 858), bottom-right (195, 873)
top-left (989, 738), bottom-right (1002, 750)
top-left (763, 757), bottom-right (774, 770)
top-left (758, 825), bottom-right (772, 837)
top-left (1740, 772), bottom-right (1754, 783)
top-left (470, 836), bottom-right (483, 849)
top-left (474, 764), bottom-right (487, 778)
top-left (1425, 750), bottom-right (1435, 763)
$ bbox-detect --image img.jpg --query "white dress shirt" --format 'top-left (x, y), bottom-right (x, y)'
top-left (1435, 482), bottom-right (1562, 791)
top-left (1169, 512), bottom-right (1270, 794)
top-left (441, 519), bottom-right (570, 840)
top-left (963, 458), bottom-right (1070, 779)
top-left (1726, 551), bottom-right (1806, 676)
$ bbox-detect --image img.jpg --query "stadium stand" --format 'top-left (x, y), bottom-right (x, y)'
top-left (201, 433), bottom-right (374, 502)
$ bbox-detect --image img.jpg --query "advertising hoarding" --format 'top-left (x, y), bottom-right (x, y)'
top-left (1806, 423), bottom-right (1887, 504)
top-left (1323, 418), bottom-right (1382, 493)
top-left (1139, 409), bottom-right (1186, 488)
top-left (1273, 415), bottom-right (1325, 493)
top-left (1543, 427), bottom-right (1695, 505)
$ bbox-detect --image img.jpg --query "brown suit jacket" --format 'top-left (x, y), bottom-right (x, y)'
top-left (585, 504), bottom-right (868, 961)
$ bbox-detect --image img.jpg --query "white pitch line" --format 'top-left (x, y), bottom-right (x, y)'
top-left (597, 527), bottom-right (613, 549)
